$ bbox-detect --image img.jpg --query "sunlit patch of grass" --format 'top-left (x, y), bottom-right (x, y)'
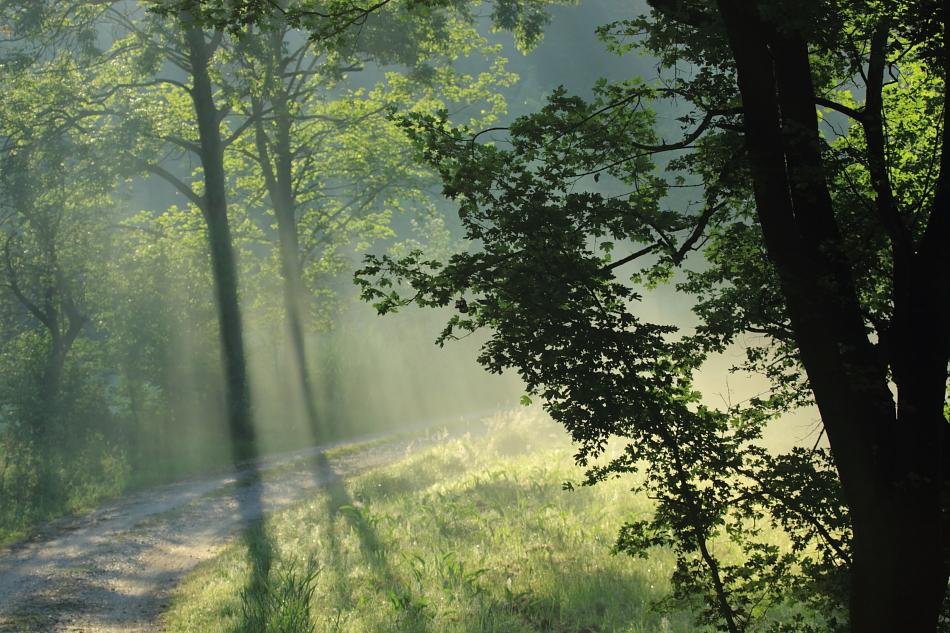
top-left (322, 432), bottom-right (416, 460)
top-left (162, 410), bottom-right (698, 633)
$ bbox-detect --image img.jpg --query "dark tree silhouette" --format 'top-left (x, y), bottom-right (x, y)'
top-left (356, 1), bottom-right (949, 631)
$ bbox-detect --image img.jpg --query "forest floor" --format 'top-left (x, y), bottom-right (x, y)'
top-left (160, 410), bottom-right (816, 633)
top-left (0, 423), bottom-right (460, 633)
top-left (162, 410), bottom-right (697, 633)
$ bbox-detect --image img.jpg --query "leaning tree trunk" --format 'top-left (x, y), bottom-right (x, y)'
top-left (716, 2), bottom-right (950, 631)
top-left (184, 24), bottom-right (256, 463)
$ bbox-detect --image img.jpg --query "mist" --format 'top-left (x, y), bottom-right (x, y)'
top-left (0, 0), bottom-right (645, 538)
top-left (0, 0), bottom-right (812, 542)
top-left (0, 1), bottom-right (937, 631)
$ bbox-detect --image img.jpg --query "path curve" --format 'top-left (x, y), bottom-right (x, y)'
top-left (0, 429), bottom-right (449, 632)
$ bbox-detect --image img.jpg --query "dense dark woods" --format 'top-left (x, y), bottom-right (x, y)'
top-left (0, 0), bottom-right (948, 631)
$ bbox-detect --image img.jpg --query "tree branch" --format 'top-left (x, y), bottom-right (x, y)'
top-left (3, 233), bottom-right (54, 332)
top-left (140, 161), bottom-right (205, 212)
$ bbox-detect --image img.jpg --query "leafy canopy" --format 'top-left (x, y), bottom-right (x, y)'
top-left (356, 0), bottom-right (946, 630)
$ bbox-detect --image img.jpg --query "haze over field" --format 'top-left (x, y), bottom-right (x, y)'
top-left (1, 1), bottom-right (944, 631)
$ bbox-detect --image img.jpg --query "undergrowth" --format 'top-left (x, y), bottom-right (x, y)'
top-left (163, 410), bottom-right (706, 633)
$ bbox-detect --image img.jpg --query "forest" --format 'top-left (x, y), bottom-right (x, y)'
top-left (0, 1), bottom-right (946, 632)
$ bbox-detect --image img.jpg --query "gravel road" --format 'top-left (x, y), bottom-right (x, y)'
top-left (0, 429), bottom-right (448, 632)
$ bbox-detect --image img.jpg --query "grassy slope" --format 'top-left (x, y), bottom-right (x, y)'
top-left (163, 411), bottom-right (705, 633)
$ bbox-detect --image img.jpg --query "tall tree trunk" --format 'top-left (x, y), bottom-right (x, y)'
top-left (36, 299), bottom-right (84, 499)
top-left (183, 23), bottom-right (256, 462)
top-left (272, 96), bottom-right (323, 438)
top-left (41, 337), bottom-right (65, 408)
top-left (40, 269), bottom-right (86, 414)
top-left (35, 332), bottom-right (65, 498)
top-left (251, 32), bottom-right (323, 437)
top-left (275, 200), bottom-right (323, 437)
top-left (715, 2), bottom-right (950, 630)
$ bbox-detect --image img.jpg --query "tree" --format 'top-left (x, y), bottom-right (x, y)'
top-left (84, 4), bottom-right (261, 458)
top-left (180, 13), bottom-right (258, 459)
top-left (0, 55), bottom-right (117, 492)
top-left (225, 10), bottom-right (514, 435)
top-left (0, 1), bottom-right (260, 459)
top-left (354, 1), bottom-right (949, 631)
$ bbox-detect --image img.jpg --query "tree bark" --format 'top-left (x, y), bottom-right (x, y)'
top-left (273, 106), bottom-right (324, 438)
top-left (275, 197), bottom-right (324, 437)
top-left (251, 28), bottom-right (323, 438)
top-left (183, 22), bottom-right (256, 463)
top-left (715, 2), bottom-right (950, 630)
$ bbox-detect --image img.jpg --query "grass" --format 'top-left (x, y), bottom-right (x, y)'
top-left (204, 432), bottom-right (421, 499)
top-left (124, 429), bottom-right (442, 535)
top-left (162, 410), bottom-right (701, 633)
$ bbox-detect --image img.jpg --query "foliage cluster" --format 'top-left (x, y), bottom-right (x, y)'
top-left (0, 0), bottom-right (514, 542)
top-left (355, 1), bottom-right (949, 630)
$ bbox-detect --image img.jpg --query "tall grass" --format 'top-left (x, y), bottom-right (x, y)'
top-left (163, 410), bottom-right (714, 632)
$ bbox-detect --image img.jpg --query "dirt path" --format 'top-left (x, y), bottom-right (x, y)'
top-left (0, 430), bottom-right (447, 632)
